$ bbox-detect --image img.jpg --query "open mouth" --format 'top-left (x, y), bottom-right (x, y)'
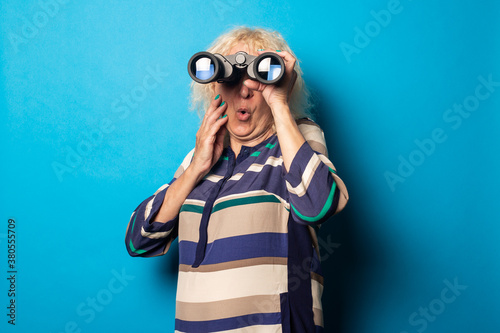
top-left (236, 108), bottom-right (251, 121)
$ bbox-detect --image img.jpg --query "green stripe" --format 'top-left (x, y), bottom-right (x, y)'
top-left (291, 182), bottom-right (337, 223)
top-left (265, 143), bottom-right (276, 149)
top-left (180, 204), bottom-right (204, 214)
top-left (250, 151), bottom-right (261, 157)
top-left (129, 214), bottom-right (147, 254)
top-left (328, 167), bottom-right (337, 174)
top-left (213, 195), bottom-right (280, 213)
top-left (129, 239), bottom-right (147, 254)
top-left (221, 156), bottom-right (229, 160)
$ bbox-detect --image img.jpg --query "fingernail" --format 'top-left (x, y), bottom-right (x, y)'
top-left (215, 94), bottom-right (220, 100)
top-left (220, 101), bottom-right (225, 107)
top-left (276, 50), bottom-right (281, 52)
top-left (222, 114), bottom-right (227, 118)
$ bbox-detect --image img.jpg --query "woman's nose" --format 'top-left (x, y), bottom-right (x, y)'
top-left (233, 73), bottom-right (253, 99)
top-left (238, 75), bottom-right (253, 99)
top-left (239, 83), bottom-right (251, 99)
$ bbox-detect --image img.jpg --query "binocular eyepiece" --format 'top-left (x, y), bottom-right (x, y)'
top-left (188, 51), bottom-right (286, 85)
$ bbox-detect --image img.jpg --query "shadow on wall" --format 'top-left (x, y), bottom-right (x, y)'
top-left (319, 207), bottom-right (352, 332)
top-left (156, 239), bottom-right (180, 280)
top-left (314, 87), bottom-right (365, 333)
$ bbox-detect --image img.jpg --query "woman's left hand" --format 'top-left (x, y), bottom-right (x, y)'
top-left (243, 49), bottom-right (297, 111)
top-left (243, 49), bottom-right (304, 172)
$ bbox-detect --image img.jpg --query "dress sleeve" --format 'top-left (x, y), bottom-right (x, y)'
top-left (284, 120), bottom-right (349, 225)
top-left (125, 148), bottom-right (194, 257)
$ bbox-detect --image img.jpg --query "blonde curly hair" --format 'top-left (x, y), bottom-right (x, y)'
top-left (189, 26), bottom-right (314, 120)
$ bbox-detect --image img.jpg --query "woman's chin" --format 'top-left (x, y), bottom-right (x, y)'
top-left (228, 130), bottom-right (253, 142)
top-left (227, 124), bottom-right (253, 139)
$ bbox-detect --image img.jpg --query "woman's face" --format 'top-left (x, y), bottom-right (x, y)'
top-left (215, 43), bottom-right (274, 147)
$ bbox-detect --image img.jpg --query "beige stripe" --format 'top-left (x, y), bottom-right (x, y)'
top-left (205, 174), bottom-right (224, 183)
top-left (213, 189), bottom-right (288, 208)
top-left (298, 123), bottom-right (325, 143)
top-left (174, 148), bottom-right (195, 179)
top-left (285, 153), bottom-right (321, 197)
top-left (311, 278), bottom-right (324, 310)
top-left (214, 189), bottom-right (269, 203)
top-left (247, 156), bottom-right (283, 172)
top-left (332, 173), bottom-right (349, 214)
top-left (313, 307), bottom-right (324, 327)
top-left (176, 294), bottom-right (281, 321)
top-left (140, 226), bottom-right (172, 239)
top-left (176, 264), bottom-right (288, 303)
top-left (173, 166), bottom-right (185, 179)
top-left (177, 198), bottom-right (205, 241)
top-left (181, 148), bottom-right (195, 168)
top-left (209, 202), bottom-right (288, 242)
top-left (146, 183), bottom-right (171, 220)
top-left (184, 198), bottom-right (205, 206)
top-left (179, 200), bottom-right (288, 244)
top-left (307, 139), bottom-right (328, 156)
top-left (311, 271), bottom-right (324, 285)
top-left (179, 257), bottom-right (287, 272)
top-left (153, 183), bottom-right (169, 195)
top-left (229, 172), bottom-right (244, 181)
top-left (175, 325), bottom-right (282, 333)
top-left (296, 118), bottom-right (317, 126)
top-left (298, 121), bottom-right (329, 156)
top-left (178, 211), bottom-right (201, 242)
top-left (317, 154), bottom-right (336, 171)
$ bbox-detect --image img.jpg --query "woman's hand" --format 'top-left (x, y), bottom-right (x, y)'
top-left (243, 49), bottom-right (297, 111)
top-left (153, 96), bottom-right (227, 223)
top-left (243, 49), bottom-right (304, 172)
top-left (190, 95), bottom-right (228, 181)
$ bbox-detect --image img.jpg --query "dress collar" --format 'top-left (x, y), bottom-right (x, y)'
top-left (224, 133), bottom-right (277, 163)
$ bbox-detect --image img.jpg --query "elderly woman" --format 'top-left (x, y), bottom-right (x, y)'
top-left (125, 26), bottom-right (348, 333)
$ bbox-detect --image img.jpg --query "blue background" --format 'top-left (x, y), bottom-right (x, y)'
top-left (1, 0), bottom-right (499, 332)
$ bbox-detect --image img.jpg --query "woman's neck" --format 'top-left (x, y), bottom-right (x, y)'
top-left (229, 128), bottom-right (275, 157)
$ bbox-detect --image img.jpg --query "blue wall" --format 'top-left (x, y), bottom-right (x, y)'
top-left (1, 1), bottom-right (499, 332)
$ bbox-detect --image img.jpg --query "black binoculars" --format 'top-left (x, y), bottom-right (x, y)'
top-left (188, 51), bottom-right (286, 85)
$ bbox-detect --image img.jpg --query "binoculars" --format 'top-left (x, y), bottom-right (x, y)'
top-left (188, 51), bottom-right (286, 84)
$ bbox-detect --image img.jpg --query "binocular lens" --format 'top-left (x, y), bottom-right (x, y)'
top-left (188, 52), bottom-right (220, 83)
top-left (193, 57), bottom-right (215, 81)
top-left (256, 56), bottom-right (283, 82)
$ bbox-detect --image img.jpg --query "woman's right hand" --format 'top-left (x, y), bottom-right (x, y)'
top-left (153, 95), bottom-right (227, 223)
top-left (190, 95), bottom-right (228, 181)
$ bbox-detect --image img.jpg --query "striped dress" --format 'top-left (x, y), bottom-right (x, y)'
top-left (125, 119), bottom-right (349, 332)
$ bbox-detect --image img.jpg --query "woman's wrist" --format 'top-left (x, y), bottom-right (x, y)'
top-left (270, 103), bottom-right (295, 129)
top-left (184, 163), bottom-right (208, 185)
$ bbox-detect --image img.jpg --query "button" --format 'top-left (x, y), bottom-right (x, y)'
top-left (235, 53), bottom-right (246, 64)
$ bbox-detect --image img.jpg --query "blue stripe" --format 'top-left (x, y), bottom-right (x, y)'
top-left (179, 233), bottom-right (287, 265)
top-left (175, 312), bottom-right (281, 332)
